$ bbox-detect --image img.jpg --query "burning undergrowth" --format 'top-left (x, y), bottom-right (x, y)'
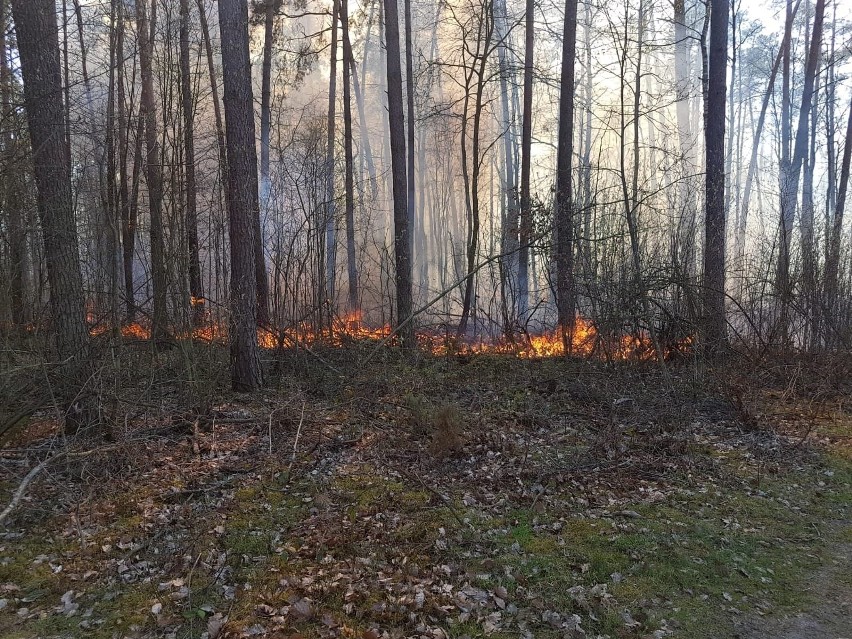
top-left (86, 311), bottom-right (694, 361)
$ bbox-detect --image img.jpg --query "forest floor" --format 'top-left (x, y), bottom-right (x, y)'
top-left (736, 537), bottom-right (850, 639)
top-left (0, 344), bottom-right (850, 639)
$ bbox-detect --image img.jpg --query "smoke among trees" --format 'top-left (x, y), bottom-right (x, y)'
top-left (1, 0), bottom-right (852, 391)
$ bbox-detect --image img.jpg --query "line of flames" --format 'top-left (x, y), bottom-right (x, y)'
top-left (86, 312), bottom-right (691, 360)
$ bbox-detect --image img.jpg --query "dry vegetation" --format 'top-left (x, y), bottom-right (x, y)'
top-left (0, 341), bottom-right (850, 639)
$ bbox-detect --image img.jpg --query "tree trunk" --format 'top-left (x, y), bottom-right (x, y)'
top-left (704, 0), bottom-right (729, 354)
top-left (736, 0), bottom-right (799, 269)
top-left (136, 0), bottom-right (169, 341)
top-left (825, 95), bottom-right (852, 326)
top-left (260, 0), bottom-right (275, 202)
top-left (383, 0), bottom-right (413, 346)
top-left (778, 0), bottom-right (825, 340)
top-left (196, 0), bottom-right (228, 188)
top-left (0, 0), bottom-right (27, 327)
top-left (218, 0), bottom-right (263, 390)
top-left (324, 0), bottom-right (339, 318)
top-left (104, 0), bottom-right (119, 330)
top-left (180, 0), bottom-right (204, 327)
top-left (580, 0), bottom-right (593, 279)
top-left (556, 0), bottom-right (577, 351)
top-left (457, 11), bottom-right (492, 337)
top-left (342, 26), bottom-right (378, 201)
top-left (341, 0), bottom-right (359, 313)
top-left (673, 0), bottom-right (692, 220)
top-left (116, 0), bottom-right (132, 323)
top-left (518, 0), bottom-right (534, 319)
top-left (493, 0), bottom-right (519, 329)
top-left (12, 0), bottom-right (91, 418)
top-left (404, 0), bottom-right (416, 289)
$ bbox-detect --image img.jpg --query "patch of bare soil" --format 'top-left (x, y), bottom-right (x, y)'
top-left (735, 539), bottom-right (852, 639)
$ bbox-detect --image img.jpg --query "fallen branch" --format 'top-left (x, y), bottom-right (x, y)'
top-left (0, 451), bottom-right (67, 526)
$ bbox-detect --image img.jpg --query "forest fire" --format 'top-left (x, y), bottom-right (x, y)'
top-left (87, 312), bottom-right (689, 361)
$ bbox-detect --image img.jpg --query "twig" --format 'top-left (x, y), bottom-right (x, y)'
top-left (0, 451), bottom-right (67, 526)
top-left (268, 413), bottom-right (273, 455)
top-left (287, 402), bottom-right (306, 476)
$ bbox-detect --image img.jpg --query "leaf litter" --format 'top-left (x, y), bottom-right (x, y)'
top-left (0, 355), bottom-right (849, 639)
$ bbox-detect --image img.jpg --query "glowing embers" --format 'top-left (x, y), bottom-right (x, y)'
top-left (90, 321), bottom-right (151, 340)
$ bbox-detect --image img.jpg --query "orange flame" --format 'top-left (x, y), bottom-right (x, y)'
top-left (88, 311), bottom-right (691, 361)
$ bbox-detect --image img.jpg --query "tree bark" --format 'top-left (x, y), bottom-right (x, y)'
top-left (518, 0), bottom-right (534, 319)
top-left (736, 0), bottom-right (800, 268)
top-left (825, 95), bottom-right (852, 324)
top-left (117, 1), bottom-right (133, 321)
top-left (341, 0), bottom-right (359, 313)
top-left (180, 0), bottom-right (204, 327)
top-left (384, 0), bottom-right (414, 346)
top-left (219, 0), bottom-right (263, 390)
top-left (404, 0), bottom-right (416, 285)
top-left (12, 0), bottom-right (91, 417)
top-left (778, 0), bottom-right (825, 340)
top-left (703, 0), bottom-right (730, 354)
top-left (136, 0), bottom-right (169, 341)
top-left (260, 0), bottom-right (275, 202)
top-left (196, 0), bottom-right (228, 189)
top-left (493, 0), bottom-right (519, 328)
top-left (324, 0), bottom-right (339, 317)
top-left (555, 0), bottom-right (577, 351)
top-left (0, 0), bottom-right (26, 327)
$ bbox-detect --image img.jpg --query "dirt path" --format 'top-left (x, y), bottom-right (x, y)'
top-left (736, 539), bottom-right (851, 639)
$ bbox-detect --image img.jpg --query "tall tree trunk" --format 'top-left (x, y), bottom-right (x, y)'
top-left (457, 10), bottom-right (492, 337)
top-left (196, 0), bottom-right (228, 314)
top-left (704, 0), bottom-right (729, 353)
top-left (580, 0), bottom-right (593, 280)
top-left (341, 0), bottom-right (358, 313)
top-left (518, 0), bottom-right (534, 319)
top-left (72, 0), bottom-right (110, 314)
top-left (180, 0), bottom-right (204, 327)
top-left (673, 0), bottom-right (693, 234)
top-left (126, 114), bottom-right (145, 322)
top-left (136, 0), bottom-right (169, 341)
top-left (116, 0), bottom-right (133, 322)
top-left (0, 0), bottom-right (26, 326)
top-left (324, 0), bottom-right (339, 318)
top-left (493, 0), bottom-right (519, 329)
top-left (196, 0), bottom-right (228, 188)
top-left (342, 26), bottom-right (378, 200)
top-left (723, 2), bottom-right (736, 219)
top-left (218, 0), bottom-right (263, 391)
top-left (384, 0), bottom-right (413, 346)
top-left (404, 0), bottom-right (416, 288)
top-left (777, 0), bottom-right (794, 333)
top-left (825, 95), bottom-right (852, 327)
top-left (801, 67), bottom-right (819, 343)
top-left (736, 0), bottom-right (799, 270)
top-left (555, 0), bottom-right (578, 351)
top-left (260, 0), bottom-right (275, 202)
top-left (824, 1), bottom-right (837, 265)
top-left (12, 0), bottom-right (91, 420)
top-left (778, 0), bottom-right (825, 340)
top-left (105, 0), bottom-right (119, 330)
